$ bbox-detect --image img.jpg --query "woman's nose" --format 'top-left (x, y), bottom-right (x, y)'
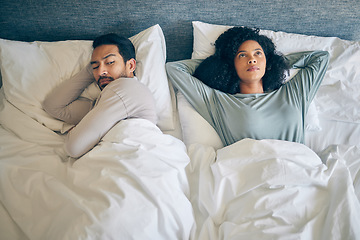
top-left (248, 58), bottom-right (257, 64)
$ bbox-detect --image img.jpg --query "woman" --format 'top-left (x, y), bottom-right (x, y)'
top-left (193, 27), bottom-right (288, 94)
top-left (166, 27), bottom-right (329, 146)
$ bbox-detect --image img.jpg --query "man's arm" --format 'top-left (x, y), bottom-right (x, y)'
top-left (42, 64), bottom-right (95, 125)
top-left (64, 78), bottom-right (157, 158)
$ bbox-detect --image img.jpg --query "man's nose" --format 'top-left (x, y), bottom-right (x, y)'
top-left (99, 64), bottom-right (108, 75)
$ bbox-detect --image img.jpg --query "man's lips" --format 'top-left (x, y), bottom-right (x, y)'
top-left (98, 77), bottom-right (114, 88)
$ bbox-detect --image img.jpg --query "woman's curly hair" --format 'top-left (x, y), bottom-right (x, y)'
top-left (194, 27), bottom-right (289, 94)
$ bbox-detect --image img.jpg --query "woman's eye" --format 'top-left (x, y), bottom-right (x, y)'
top-left (239, 53), bottom-right (246, 58)
top-left (255, 51), bottom-right (263, 56)
top-left (107, 61), bottom-right (115, 65)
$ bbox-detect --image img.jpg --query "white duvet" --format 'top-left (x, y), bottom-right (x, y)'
top-left (0, 99), bottom-right (194, 240)
top-left (187, 139), bottom-right (360, 240)
top-left (1, 96), bottom-right (360, 240)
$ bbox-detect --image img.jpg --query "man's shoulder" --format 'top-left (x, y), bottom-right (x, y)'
top-left (105, 77), bottom-right (142, 90)
top-left (103, 77), bottom-right (151, 97)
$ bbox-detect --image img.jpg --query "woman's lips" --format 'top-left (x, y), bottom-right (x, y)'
top-left (247, 66), bottom-right (259, 72)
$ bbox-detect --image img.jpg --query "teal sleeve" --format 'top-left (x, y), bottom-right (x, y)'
top-left (166, 59), bottom-right (215, 124)
top-left (284, 51), bottom-right (330, 110)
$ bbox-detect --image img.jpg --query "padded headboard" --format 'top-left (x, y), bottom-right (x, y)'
top-left (1, 0), bottom-right (359, 63)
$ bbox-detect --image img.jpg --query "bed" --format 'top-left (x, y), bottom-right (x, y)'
top-left (0, 1), bottom-right (359, 239)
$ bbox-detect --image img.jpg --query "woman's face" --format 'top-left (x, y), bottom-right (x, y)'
top-left (234, 40), bottom-right (266, 85)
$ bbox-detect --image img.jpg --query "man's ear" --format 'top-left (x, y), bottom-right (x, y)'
top-left (126, 58), bottom-right (136, 76)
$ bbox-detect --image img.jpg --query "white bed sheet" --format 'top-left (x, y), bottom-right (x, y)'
top-left (305, 116), bottom-right (360, 154)
top-left (0, 93), bottom-right (194, 240)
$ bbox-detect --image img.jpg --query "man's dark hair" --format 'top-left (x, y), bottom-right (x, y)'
top-left (92, 33), bottom-right (136, 63)
top-left (194, 27), bottom-right (289, 94)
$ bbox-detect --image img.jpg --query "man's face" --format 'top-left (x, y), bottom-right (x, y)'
top-left (90, 44), bottom-right (135, 90)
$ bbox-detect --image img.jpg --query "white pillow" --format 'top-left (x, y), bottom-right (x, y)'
top-left (0, 24), bottom-right (174, 132)
top-left (190, 21), bottom-right (321, 133)
top-left (179, 21), bottom-right (327, 148)
top-left (192, 21), bottom-right (360, 125)
top-left (183, 21), bottom-right (360, 146)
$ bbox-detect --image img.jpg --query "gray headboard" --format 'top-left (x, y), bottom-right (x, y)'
top-left (1, 0), bottom-right (359, 62)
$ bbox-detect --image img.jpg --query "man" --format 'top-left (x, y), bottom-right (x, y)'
top-left (43, 33), bottom-right (157, 158)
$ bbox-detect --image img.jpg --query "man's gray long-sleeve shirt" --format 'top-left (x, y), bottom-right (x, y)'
top-left (43, 65), bottom-right (157, 158)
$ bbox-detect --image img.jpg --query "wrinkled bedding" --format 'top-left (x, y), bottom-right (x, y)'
top-left (0, 97), bottom-right (194, 240)
top-left (186, 139), bottom-right (360, 240)
top-left (1, 91), bottom-right (360, 239)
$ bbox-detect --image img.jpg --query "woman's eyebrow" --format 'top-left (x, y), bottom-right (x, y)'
top-left (236, 48), bottom-right (263, 55)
